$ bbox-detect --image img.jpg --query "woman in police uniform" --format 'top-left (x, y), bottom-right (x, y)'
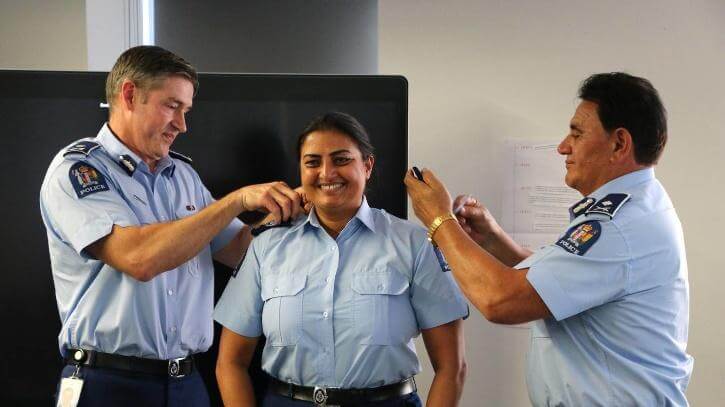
top-left (214, 112), bottom-right (468, 406)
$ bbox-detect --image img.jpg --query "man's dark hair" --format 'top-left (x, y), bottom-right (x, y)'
top-left (297, 112), bottom-right (375, 160)
top-left (578, 72), bottom-right (667, 165)
top-left (106, 46), bottom-right (199, 114)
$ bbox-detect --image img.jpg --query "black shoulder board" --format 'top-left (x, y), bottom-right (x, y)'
top-left (64, 141), bottom-right (101, 157)
top-left (585, 193), bottom-right (631, 219)
top-left (168, 150), bottom-right (193, 164)
top-left (251, 220), bottom-right (293, 237)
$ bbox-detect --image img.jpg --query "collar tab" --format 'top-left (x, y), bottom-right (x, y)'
top-left (169, 150), bottom-right (193, 164)
top-left (117, 154), bottom-right (137, 176)
top-left (569, 197), bottom-right (596, 219)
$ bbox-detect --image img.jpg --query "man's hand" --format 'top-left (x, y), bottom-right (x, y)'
top-left (404, 168), bottom-right (453, 228)
top-left (295, 186), bottom-right (313, 214)
top-left (452, 195), bottom-right (500, 247)
top-left (237, 181), bottom-right (303, 225)
top-left (255, 186), bottom-right (312, 227)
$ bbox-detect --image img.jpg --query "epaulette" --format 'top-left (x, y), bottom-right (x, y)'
top-left (63, 141), bottom-right (101, 157)
top-left (168, 150), bottom-right (193, 164)
top-left (585, 193), bottom-right (631, 219)
top-left (433, 247), bottom-right (451, 273)
top-left (251, 220), bottom-right (293, 237)
top-left (232, 220), bottom-right (294, 278)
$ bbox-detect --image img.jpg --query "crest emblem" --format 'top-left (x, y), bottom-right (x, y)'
top-left (69, 162), bottom-right (109, 198)
top-left (556, 221), bottom-right (601, 256)
top-left (73, 165), bottom-right (99, 187)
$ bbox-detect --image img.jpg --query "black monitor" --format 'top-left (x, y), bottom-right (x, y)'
top-left (0, 70), bottom-right (407, 405)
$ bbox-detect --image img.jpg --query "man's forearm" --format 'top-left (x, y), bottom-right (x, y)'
top-left (435, 221), bottom-right (518, 319)
top-left (481, 225), bottom-right (533, 267)
top-left (435, 220), bottom-right (550, 324)
top-left (90, 189), bottom-right (244, 281)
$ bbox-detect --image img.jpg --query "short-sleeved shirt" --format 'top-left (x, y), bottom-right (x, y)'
top-left (39, 123), bottom-right (244, 359)
top-left (214, 198), bottom-right (468, 388)
top-left (517, 168), bottom-right (693, 406)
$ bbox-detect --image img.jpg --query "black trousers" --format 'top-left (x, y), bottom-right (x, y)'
top-left (261, 391), bottom-right (423, 407)
top-left (55, 364), bottom-right (210, 407)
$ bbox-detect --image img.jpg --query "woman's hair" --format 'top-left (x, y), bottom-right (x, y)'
top-left (297, 112), bottom-right (375, 160)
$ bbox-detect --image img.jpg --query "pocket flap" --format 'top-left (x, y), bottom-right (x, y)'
top-left (352, 270), bottom-right (409, 295)
top-left (261, 273), bottom-right (307, 301)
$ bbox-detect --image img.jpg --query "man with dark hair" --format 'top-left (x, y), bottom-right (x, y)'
top-left (405, 72), bottom-right (693, 405)
top-left (40, 46), bottom-right (302, 406)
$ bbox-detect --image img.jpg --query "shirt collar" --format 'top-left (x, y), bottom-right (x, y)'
top-left (95, 123), bottom-right (176, 177)
top-left (290, 196), bottom-right (376, 234)
top-left (589, 167), bottom-right (655, 200)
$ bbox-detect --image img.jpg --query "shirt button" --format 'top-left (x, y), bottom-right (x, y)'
top-left (377, 284), bottom-right (385, 291)
top-left (167, 289), bottom-right (174, 296)
top-left (273, 287), bottom-right (279, 294)
top-left (325, 277), bottom-right (330, 283)
top-left (322, 311), bottom-right (329, 319)
top-left (170, 326), bottom-right (177, 333)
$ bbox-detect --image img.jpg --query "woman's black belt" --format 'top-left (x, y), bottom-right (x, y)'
top-left (269, 377), bottom-right (417, 406)
top-left (64, 348), bottom-right (195, 378)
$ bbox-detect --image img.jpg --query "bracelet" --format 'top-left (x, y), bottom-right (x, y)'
top-left (427, 212), bottom-right (457, 244)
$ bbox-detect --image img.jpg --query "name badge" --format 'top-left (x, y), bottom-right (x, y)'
top-left (57, 376), bottom-right (84, 407)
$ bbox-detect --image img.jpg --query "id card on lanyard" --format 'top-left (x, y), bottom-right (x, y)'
top-left (57, 373), bottom-right (84, 407)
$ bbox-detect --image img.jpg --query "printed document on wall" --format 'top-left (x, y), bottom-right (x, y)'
top-left (501, 140), bottom-right (580, 251)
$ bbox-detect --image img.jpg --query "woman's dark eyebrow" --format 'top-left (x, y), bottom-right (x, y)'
top-left (303, 149), bottom-right (352, 159)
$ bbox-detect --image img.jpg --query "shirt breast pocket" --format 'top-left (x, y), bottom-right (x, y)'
top-left (351, 270), bottom-right (412, 345)
top-left (261, 273), bottom-right (306, 346)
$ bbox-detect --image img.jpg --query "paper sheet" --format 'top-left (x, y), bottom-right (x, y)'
top-left (501, 140), bottom-right (580, 251)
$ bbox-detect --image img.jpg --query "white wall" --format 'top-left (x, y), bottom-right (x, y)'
top-left (0, 0), bottom-right (87, 70)
top-left (379, 0), bottom-right (725, 405)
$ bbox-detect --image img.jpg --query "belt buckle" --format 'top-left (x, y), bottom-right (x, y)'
top-left (312, 386), bottom-right (327, 406)
top-left (168, 357), bottom-right (186, 378)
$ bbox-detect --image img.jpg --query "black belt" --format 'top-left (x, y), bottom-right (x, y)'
top-left (269, 377), bottom-right (416, 406)
top-left (64, 348), bottom-right (195, 378)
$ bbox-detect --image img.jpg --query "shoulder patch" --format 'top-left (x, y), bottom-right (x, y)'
top-left (64, 141), bottom-right (100, 157)
top-left (555, 221), bottom-right (601, 256)
top-left (586, 193), bottom-right (631, 218)
top-left (168, 150), bottom-right (193, 164)
top-left (69, 162), bottom-right (109, 198)
top-left (433, 246), bottom-right (451, 272)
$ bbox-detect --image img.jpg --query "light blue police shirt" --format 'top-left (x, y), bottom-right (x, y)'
top-left (517, 168), bottom-right (693, 406)
top-left (214, 198), bottom-right (468, 388)
top-left (39, 123), bottom-right (243, 360)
